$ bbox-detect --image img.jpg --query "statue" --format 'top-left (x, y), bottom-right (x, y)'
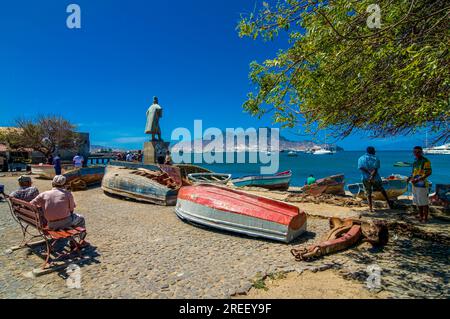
top-left (145, 96), bottom-right (163, 141)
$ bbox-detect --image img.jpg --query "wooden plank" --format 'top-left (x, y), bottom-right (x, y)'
top-left (17, 215), bottom-right (40, 228)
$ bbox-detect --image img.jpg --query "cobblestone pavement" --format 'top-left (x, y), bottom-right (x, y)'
top-left (0, 176), bottom-right (448, 299)
top-left (0, 177), bottom-right (329, 299)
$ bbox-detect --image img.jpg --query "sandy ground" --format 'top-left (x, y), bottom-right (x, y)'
top-left (239, 270), bottom-right (390, 299)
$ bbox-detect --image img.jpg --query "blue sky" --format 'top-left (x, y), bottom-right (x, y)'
top-left (0, 0), bottom-right (427, 150)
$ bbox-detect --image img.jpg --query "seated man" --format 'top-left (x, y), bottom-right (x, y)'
top-left (9, 176), bottom-right (40, 202)
top-left (306, 175), bottom-right (316, 186)
top-left (31, 175), bottom-right (87, 242)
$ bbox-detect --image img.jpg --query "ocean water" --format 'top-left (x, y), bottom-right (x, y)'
top-left (183, 151), bottom-right (449, 189)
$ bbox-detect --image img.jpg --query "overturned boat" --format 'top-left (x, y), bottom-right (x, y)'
top-left (348, 175), bottom-right (408, 200)
top-left (101, 162), bottom-right (181, 206)
top-left (175, 184), bottom-right (307, 243)
top-left (301, 174), bottom-right (346, 196)
top-left (232, 171), bottom-right (292, 191)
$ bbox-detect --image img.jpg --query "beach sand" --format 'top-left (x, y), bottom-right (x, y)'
top-left (0, 175), bottom-right (448, 299)
top-left (238, 270), bottom-right (390, 299)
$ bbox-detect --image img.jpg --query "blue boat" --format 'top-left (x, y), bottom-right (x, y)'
top-left (232, 171), bottom-right (292, 191)
top-left (64, 166), bottom-right (106, 191)
top-left (431, 184), bottom-right (450, 207)
top-left (348, 175), bottom-right (408, 200)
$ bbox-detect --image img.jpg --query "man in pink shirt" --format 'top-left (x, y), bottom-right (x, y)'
top-left (31, 175), bottom-right (87, 241)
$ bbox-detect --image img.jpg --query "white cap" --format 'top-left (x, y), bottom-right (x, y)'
top-left (53, 175), bottom-right (67, 187)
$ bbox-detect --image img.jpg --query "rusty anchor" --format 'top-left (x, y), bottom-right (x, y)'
top-left (291, 218), bottom-right (389, 262)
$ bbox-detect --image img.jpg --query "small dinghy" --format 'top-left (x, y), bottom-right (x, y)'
top-left (394, 161), bottom-right (412, 167)
top-left (31, 164), bottom-right (74, 179)
top-left (188, 173), bottom-right (232, 185)
top-left (102, 163), bottom-right (181, 206)
top-left (430, 184), bottom-right (450, 207)
top-left (31, 164), bottom-right (56, 179)
top-left (232, 171), bottom-right (292, 191)
top-left (301, 175), bottom-right (346, 196)
top-left (175, 184), bottom-right (307, 243)
top-left (64, 166), bottom-right (105, 191)
top-left (348, 175), bottom-right (408, 200)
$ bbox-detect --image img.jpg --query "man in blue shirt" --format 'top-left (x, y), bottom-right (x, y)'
top-left (53, 154), bottom-right (62, 175)
top-left (358, 147), bottom-right (392, 212)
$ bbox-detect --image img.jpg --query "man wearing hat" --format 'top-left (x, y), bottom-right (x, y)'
top-left (31, 175), bottom-right (87, 240)
top-left (9, 176), bottom-right (40, 202)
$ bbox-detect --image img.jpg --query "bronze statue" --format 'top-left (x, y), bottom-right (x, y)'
top-left (145, 96), bottom-right (163, 141)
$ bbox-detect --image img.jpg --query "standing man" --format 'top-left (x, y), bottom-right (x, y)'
top-left (47, 154), bottom-right (54, 165)
top-left (408, 146), bottom-right (432, 223)
top-left (73, 153), bottom-right (84, 168)
top-left (145, 96), bottom-right (163, 141)
top-left (164, 150), bottom-right (173, 165)
top-left (53, 154), bottom-right (62, 175)
top-left (125, 151), bottom-right (133, 162)
top-left (0, 155), bottom-right (6, 172)
top-left (358, 147), bottom-right (393, 212)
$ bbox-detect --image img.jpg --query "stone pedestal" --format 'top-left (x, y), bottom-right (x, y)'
top-left (144, 141), bottom-right (170, 165)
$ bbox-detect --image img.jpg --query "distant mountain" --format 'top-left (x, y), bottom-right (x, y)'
top-left (171, 131), bottom-right (343, 152)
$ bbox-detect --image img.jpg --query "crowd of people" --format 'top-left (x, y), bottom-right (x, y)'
top-left (116, 151), bottom-right (143, 163)
top-left (116, 150), bottom-right (173, 165)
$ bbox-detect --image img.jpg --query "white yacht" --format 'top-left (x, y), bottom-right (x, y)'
top-left (312, 148), bottom-right (334, 155)
top-left (424, 144), bottom-right (450, 155)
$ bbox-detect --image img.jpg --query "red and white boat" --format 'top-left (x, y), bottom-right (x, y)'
top-left (175, 184), bottom-right (307, 243)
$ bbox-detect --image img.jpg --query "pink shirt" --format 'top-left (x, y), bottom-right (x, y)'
top-left (31, 188), bottom-right (76, 222)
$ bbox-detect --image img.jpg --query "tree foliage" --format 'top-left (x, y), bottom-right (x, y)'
top-left (0, 116), bottom-right (80, 157)
top-left (238, 0), bottom-right (449, 142)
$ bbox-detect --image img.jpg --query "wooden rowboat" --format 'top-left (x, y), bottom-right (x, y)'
top-left (232, 171), bottom-right (292, 191)
top-left (175, 184), bottom-right (307, 243)
top-left (188, 173), bottom-right (232, 185)
top-left (31, 164), bottom-right (55, 179)
top-left (301, 174), bottom-right (346, 196)
top-left (174, 164), bottom-right (211, 178)
top-left (101, 164), bottom-right (180, 206)
top-left (64, 166), bottom-right (106, 191)
top-left (394, 161), bottom-right (412, 167)
top-left (31, 164), bottom-right (75, 180)
top-left (431, 184), bottom-right (450, 207)
top-left (348, 175), bottom-right (408, 200)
